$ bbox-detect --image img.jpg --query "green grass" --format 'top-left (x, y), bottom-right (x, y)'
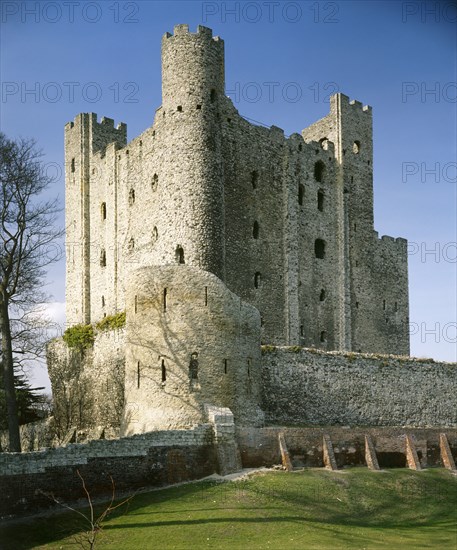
top-left (1, 468), bottom-right (456, 549)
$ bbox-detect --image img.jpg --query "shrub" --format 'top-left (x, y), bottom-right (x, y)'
top-left (95, 311), bottom-right (126, 332)
top-left (63, 324), bottom-right (94, 350)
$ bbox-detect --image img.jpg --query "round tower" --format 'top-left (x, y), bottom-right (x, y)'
top-left (158, 24), bottom-right (225, 280)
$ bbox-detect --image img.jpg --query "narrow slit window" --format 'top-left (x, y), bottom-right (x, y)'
top-left (100, 249), bottom-right (106, 267)
top-left (314, 160), bottom-right (325, 183)
top-left (163, 288), bottom-right (167, 312)
top-left (253, 221), bottom-right (260, 239)
top-left (298, 184), bottom-right (304, 206)
top-left (383, 299), bottom-right (386, 310)
top-left (224, 359), bottom-right (228, 374)
top-left (101, 202), bottom-right (107, 220)
top-left (71, 158), bottom-right (75, 173)
top-left (176, 246), bottom-right (185, 264)
top-left (300, 325), bottom-right (304, 337)
top-left (254, 272), bottom-right (261, 289)
top-left (134, 295), bottom-right (138, 314)
top-left (317, 190), bottom-right (324, 211)
top-left (320, 331), bottom-right (327, 342)
top-left (314, 239), bottom-right (326, 259)
top-left (101, 295), bottom-right (105, 307)
top-left (129, 188), bottom-right (135, 205)
top-left (137, 361), bottom-right (140, 389)
top-left (210, 89), bottom-right (217, 103)
top-left (205, 286), bottom-right (208, 306)
top-left (161, 360), bottom-right (166, 383)
top-left (251, 171), bottom-right (258, 189)
top-left (320, 289), bottom-right (326, 301)
top-left (152, 173), bottom-right (158, 191)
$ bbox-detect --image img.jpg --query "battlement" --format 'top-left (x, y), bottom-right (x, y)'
top-left (164, 24), bottom-right (222, 42)
top-left (65, 113), bottom-right (126, 133)
top-left (330, 93), bottom-right (372, 115)
top-left (375, 233), bottom-right (408, 248)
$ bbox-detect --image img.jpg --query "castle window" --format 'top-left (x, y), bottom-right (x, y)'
top-left (71, 158), bottom-right (75, 173)
top-left (298, 143), bottom-right (302, 152)
top-left (163, 288), bottom-right (167, 312)
top-left (383, 299), bottom-right (386, 310)
top-left (210, 89), bottom-right (217, 103)
top-left (300, 325), bottom-right (304, 337)
top-left (100, 249), bottom-right (106, 267)
top-left (101, 296), bottom-right (105, 307)
top-left (395, 301), bottom-right (398, 312)
top-left (254, 272), bottom-right (261, 289)
top-left (177, 105), bottom-right (182, 112)
top-left (354, 223), bottom-right (357, 232)
top-left (314, 160), bottom-right (325, 183)
top-left (205, 286), bottom-right (208, 306)
top-left (152, 173), bottom-right (158, 191)
top-left (101, 202), bottom-right (107, 220)
top-left (197, 104), bottom-right (202, 110)
top-left (320, 331), bottom-right (327, 342)
top-left (128, 238), bottom-right (135, 251)
top-left (317, 190), bottom-right (324, 211)
top-left (320, 289), bottom-right (326, 301)
top-left (298, 184), bottom-right (304, 206)
top-left (137, 361), bottom-right (140, 389)
top-left (253, 221), bottom-right (260, 239)
top-left (356, 301), bottom-right (359, 309)
top-left (152, 226), bottom-right (158, 243)
top-left (315, 239), bottom-right (326, 259)
top-left (176, 246), bottom-right (185, 264)
top-left (353, 141), bottom-right (361, 154)
top-left (134, 295), bottom-right (138, 314)
top-left (161, 359), bottom-right (166, 383)
top-left (319, 137), bottom-right (329, 150)
top-left (189, 352), bottom-right (199, 381)
top-left (129, 188), bottom-right (135, 205)
top-left (251, 171), bottom-right (259, 189)
top-left (224, 359), bottom-right (228, 374)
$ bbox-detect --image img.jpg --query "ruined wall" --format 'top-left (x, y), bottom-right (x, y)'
top-left (0, 425), bottom-right (215, 517)
top-left (237, 426), bottom-right (457, 469)
top-left (262, 347), bottom-right (457, 427)
top-left (47, 329), bottom-right (125, 438)
top-left (122, 265), bottom-right (264, 435)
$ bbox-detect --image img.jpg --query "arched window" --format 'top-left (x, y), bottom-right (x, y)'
top-left (319, 137), bottom-right (329, 150)
top-left (317, 190), bottom-right (324, 211)
top-left (253, 221), bottom-right (260, 239)
top-left (101, 202), bottom-right (106, 220)
top-left (254, 272), bottom-right (261, 289)
top-left (298, 184), bottom-right (304, 206)
top-left (353, 140), bottom-right (360, 154)
top-left (314, 160), bottom-right (325, 183)
top-left (315, 239), bottom-right (326, 259)
top-left (176, 246), bottom-right (185, 264)
top-left (320, 331), bottom-right (327, 342)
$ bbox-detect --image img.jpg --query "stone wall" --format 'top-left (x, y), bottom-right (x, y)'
top-left (123, 265), bottom-right (264, 434)
top-left (64, 24), bottom-right (409, 356)
top-left (47, 329), bottom-right (125, 439)
top-left (261, 347), bottom-right (457, 427)
top-left (0, 425), bottom-right (215, 517)
top-left (0, 418), bottom-right (55, 453)
top-left (237, 426), bottom-right (457, 469)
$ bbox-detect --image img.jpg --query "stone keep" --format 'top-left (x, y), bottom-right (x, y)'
top-left (65, 24), bottom-right (409, 357)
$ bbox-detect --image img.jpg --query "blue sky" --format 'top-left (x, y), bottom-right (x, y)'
top-left (1, 1), bottom-right (456, 389)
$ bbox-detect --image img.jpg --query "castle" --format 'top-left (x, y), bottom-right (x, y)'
top-left (48, 24), bottom-right (423, 437)
top-left (2, 26), bottom-right (456, 516)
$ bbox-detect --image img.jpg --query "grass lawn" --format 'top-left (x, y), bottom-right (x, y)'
top-left (1, 468), bottom-right (456, 549)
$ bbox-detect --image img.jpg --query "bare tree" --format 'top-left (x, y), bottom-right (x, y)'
top-left (0, 132), bottom-right (63, 451)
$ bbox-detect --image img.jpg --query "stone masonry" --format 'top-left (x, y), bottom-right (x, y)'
top-left (64, 24), bottom-right (409, 355)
